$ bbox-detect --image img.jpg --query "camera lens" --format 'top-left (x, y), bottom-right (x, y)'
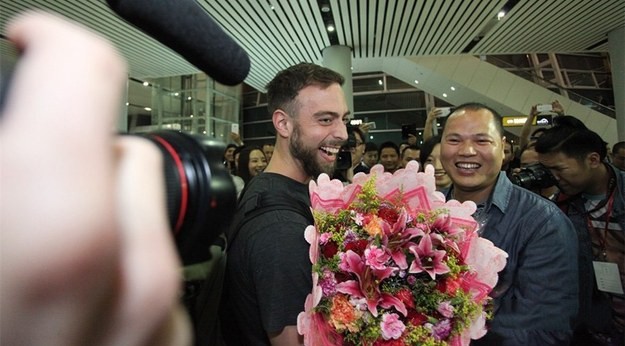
top-left (510, 163), bottom-right (556, 191)
top-left (142, 131), bottom-right (236, 266)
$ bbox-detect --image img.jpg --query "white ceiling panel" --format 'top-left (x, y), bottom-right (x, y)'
top-left (1, 0), bottom-right (623, 91)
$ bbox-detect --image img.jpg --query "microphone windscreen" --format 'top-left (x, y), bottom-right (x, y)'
top-left (107, 0), bottom-right (250, 85)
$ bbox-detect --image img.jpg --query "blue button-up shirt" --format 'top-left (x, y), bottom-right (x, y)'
top-left (448, 174), bottom-right (579, 345)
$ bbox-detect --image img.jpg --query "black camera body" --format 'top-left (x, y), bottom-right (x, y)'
top-left (336, 126), bottom-right (358, 170)
top-left (510, 163), bottom-right (557, 191)
top-left (142, 131), bottom-right (236, 266)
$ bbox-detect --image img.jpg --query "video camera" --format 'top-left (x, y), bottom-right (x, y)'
top-left (140, 131), bottom-right (236, 266)
top-left (510, 163), bottom-right (557, 191)
top-left (336, 126), bottom-right (358, 170)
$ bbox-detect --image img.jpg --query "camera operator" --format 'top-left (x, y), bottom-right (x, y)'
top-left (510, 143), bottom-right (559, 200)
top-left (536, 116), bottom-right (625, 346)
top-left (1, 12), bottom-right (190, 345)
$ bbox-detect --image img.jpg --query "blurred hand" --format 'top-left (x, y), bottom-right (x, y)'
top-left (551, 100), bottom-right (564, 115)
top-left (0, 12), bottom-right (190, 346)
top-left (529, 104), bottom-right (538, 117)
top-left (229, 131), bottom-right (243, 146)
top-left (426, 107), bottom-right (443, 122)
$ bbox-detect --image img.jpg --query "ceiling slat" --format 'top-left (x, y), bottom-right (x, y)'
top-left (1, 0), bottom-right (622, 91)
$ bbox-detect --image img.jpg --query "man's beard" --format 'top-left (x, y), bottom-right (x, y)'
top-left (289, 123), bottom-right (336, 178)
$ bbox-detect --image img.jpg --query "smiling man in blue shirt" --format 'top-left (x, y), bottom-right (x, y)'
top-left (440, 103), bottom-right (578, 345)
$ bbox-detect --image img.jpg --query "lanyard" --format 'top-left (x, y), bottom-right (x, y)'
top-left (586, 188), bottom-right (615, 261)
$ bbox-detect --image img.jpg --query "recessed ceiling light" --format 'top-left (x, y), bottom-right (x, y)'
top-left (497, 11), bottom-right (506, 20)
top-left (187, 96), bottom-right (192, 100)
top-left (414, 80), bottom-right (419, 84)
top-left (144, 107), bottom-right (152, 111)
top-left (378, 79), bottom-right (383, 85)
top-left (327, 24), bottom-right (335, 32)
top-left (450, 86), bottom-right (456, 91)
top-left (142, 81), bottom-right (149, 86)
top-left (442, 93), bottom-right (448, 98)
top-left (321, 4), bottom-right (330, 12)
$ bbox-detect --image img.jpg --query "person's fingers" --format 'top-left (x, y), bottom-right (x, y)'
top-left (1, 12), bottom-right (126, 344)
top-left (1, 12), bottom-right (126, 241)
top-left (103, 136), bottom-right (188, 345)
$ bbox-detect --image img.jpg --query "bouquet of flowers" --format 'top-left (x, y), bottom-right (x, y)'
top-left (297, 162), bottom-right (508, 346)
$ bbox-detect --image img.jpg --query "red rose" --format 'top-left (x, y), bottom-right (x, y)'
top-left (373, 338), bottom-right (406, 346)
top-left (322, 241), bottom-right (338, 258)
top-left (437, 276), bottom-right (462, 294)
top-left (378, 205), bottom-right (399, 224)
top-left (407, 310), bottom-right (428, 326)
top-left (344, 239), bottom-right (369, 255)
top-left (395, 288), bottom-right (415, 309)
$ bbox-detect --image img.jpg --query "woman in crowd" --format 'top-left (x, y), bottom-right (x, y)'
top-left (236, 146), bottom-right (268, 184)
top-left (419, 135), bottom-right (452, 191)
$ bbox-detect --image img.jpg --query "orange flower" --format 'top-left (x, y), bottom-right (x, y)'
top-left (329, 294), bottom-right (361, 332)
top-left (364, 215), bottom-right (383, 237)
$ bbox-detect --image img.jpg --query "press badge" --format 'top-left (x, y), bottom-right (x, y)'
top-left (593, 261), bottom-right (624, 294)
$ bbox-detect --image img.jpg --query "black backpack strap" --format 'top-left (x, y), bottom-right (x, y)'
top-left (227, 183), bottom-right (313, 249)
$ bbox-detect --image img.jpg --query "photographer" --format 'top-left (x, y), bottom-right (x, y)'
top-left (1, 12), bottom-right (190, 345)
top-left (510, 143), bottom-right (559, 201)
top-left (536, 117), bottom-right (625, 345)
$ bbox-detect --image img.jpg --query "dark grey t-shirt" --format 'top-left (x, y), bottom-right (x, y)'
top-left (221, 173), bottom-right (312, 345)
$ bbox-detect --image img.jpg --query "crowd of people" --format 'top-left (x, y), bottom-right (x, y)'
top-left (2, 10), bottom-right (624, 346)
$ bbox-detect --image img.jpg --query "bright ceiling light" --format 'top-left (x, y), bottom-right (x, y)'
top-left (142, 81), bottom-right (149, 86)
top-left (327, 24), bottom-right (335, 32)
top-left (414, 80), bottom-right (419, 84)
top-left (442, 93), bottom-right (448, 98)
top-left (144, 107), bottom-right (152, 111)
top-left (450, 86), bottom-right (456, 91)
top-left (378, 79), bottom-right (383, 85)
top-left (497, 11), bottom-right (506, 20)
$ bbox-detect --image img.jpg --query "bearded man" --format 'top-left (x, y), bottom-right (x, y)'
top-left (221, 63), bottom-right (349, 345)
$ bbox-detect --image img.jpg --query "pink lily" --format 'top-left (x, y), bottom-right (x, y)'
top-left (408, 234), bottom-right (450, 280)
top-left (335, 250), bottom-right (407, 317)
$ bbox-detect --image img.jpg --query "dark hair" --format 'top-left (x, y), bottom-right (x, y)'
top-left (447, 102), bottom-right (504, 137)
top-left (266, 63), bottom-right (345, 117)
top-left (534, 116), bottom-right (607, 161)
top-left (351, 126), bottom-right (365, 144)
top-left (614, 141), bottom-right (625, 153)
top-left (401, 145), bottom-right (420, 159)
top-left (530, 128), bottom-right (547, 140)
top-left (378, 141), bottom-right (400, 156)
top-left (364, 142), bottom-right (378, 152)
top-left (419, 135), bottom-right (442, 166)
top-left (236, 146), bottom-right (266, 184)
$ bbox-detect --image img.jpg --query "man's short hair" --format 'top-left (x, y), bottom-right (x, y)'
top-left (378, 141), bottom-right (400, 156)
top-left (448, 102), bottom-right (504, 137)
top-left (265, 63), bottom-right (345, 117)
top-left (613, 141), bottom-right (625, 153)
top-left (401, 145), bottom-right (420, 159)
top-left (364, 142), bottom-right (378, 152)
top-left (534, 115), bottom-right (607, 161)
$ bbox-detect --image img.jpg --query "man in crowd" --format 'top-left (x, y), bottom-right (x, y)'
top-left (439, 103), bottom-right (578, 345)
top-left (378, 141), bottom-right (400, 173)
top-left (355, 141), bottom-right (378, 174)
top-left (612, 141), bottom-right (625, 171)
top-left (400, 144), bottom-right (420, 169)
top-left (262, 142), bottom-right (275, 163)
top-left (536, 118), bottom-right (624, 345)
top-left (221, 63), bottom-right (349, 345)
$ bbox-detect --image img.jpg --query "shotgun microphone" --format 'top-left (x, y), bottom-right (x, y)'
top-left (107, 0), bottom-right (250, 85)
